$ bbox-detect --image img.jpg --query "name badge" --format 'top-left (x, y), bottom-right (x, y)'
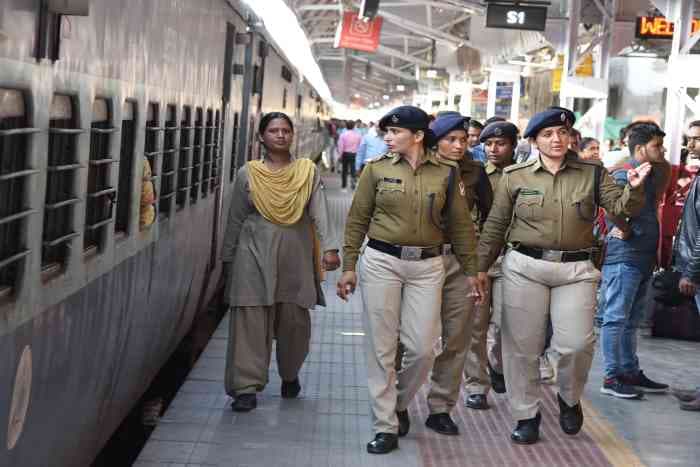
top-left (382, 177), bottom-right (402, 184)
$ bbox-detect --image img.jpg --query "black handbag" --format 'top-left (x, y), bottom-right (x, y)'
top-left (652, 269), bottom-right (687, 306)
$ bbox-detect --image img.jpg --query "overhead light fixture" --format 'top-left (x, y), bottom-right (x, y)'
top-left (396, 84), bottom-right (405, 91)
top-left (354, 93), bottom-right (361, 98)
top-left (383, 94), bottom-right (390, 100)
top-left (426, 69), bottom-right (438, 78)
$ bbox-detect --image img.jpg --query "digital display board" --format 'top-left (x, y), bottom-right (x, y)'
top-left (486, 3), bottom-right (548, 32)
top-left (635, 16), bottom-right (700, 39)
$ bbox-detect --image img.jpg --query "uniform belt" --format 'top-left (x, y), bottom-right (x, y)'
top-left (513, 244), bottom-right (592, 263)
top-left (367, 238), bottom-right (442, 261)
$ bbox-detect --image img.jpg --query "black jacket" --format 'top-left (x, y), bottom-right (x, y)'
top-left (675, 175), bottom-right (700, 283)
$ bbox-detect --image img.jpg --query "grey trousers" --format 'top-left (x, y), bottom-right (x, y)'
top-left (225, 304), bottom-right (310, 396)
top-left (360, 246), bottom-right (445, 434)
top-left (501, 250), bottom-right (600, 421)
top-left (427, 254), bottom-right (476, 414)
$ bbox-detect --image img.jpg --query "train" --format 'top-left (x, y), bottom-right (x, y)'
top-left (0, 0), bottom-right (330, 465)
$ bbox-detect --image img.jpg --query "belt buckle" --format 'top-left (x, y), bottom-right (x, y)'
top-left (541, 249), bottom-right (563, 262)
top-left (442, 244), bottom-right (453, 256)
top-left (400, 246), bottom-right (422, 261)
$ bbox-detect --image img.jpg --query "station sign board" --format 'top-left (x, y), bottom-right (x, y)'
top-left (635, 16), bottom-right (700, 39)
top-left (486, 3), bottom-right (548, 32)
top-left (335, 12), bottom-right (383, 53)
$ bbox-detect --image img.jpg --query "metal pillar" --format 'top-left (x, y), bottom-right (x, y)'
top-left (663, 0), bottom-right (696, 165)
top-left (559, 0), bottom-right (580, 110)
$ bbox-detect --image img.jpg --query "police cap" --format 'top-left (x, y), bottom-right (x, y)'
top-left (430, 114), bottom-right (471, 142)
top-left (523, 107), bottom-right (576, 139)
top-left (378, 105), bottom-right (431, 132)
top-left (480, 121), bottom-right (519, 144)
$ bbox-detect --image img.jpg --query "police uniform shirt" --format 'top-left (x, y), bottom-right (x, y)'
top-left (484, 161), bottom-right (508, 189)
top-left (343, 150), bottom-right (478, 276)
top-left (477, 153), bottom-right (646, 272)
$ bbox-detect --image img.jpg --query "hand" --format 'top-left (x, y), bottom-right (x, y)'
top-left (336, 271), bottom-right (357, 301)
top-left (323, 251), bottom-right (341, 271)
top-left (467, 272), bottom-right (490, 307)
top-left (627, 162), bottom-right (652, 188)
top-left (609, 227), bottom-right (631, 240)
top-left (679, 277), bottom-right (697, 297)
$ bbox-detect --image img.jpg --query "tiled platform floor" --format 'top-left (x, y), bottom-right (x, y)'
top-left (135, 176), bottom-right (700, 467)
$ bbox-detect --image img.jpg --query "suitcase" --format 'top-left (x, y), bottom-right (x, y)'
top-left (652, 298), bottom-right (700, 341)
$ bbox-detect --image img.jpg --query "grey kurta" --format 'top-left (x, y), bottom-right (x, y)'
top-left (221, 163), bottom-right (337, 309)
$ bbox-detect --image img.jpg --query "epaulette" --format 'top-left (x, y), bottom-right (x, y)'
top-left (461, 159), bottom-right (483, 169)
top-left (503, 158), bottom-right (536, 173)
top-left (368, 152), bottom-right (393, 164)
top-left (437, 158), bottom-right (459, 169)
top-left (572, 158), bottom-right (604, 168)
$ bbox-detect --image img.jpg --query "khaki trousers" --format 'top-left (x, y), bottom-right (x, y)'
top-left (463, 299), bottom-right (491, 395)
top-left (360, 246), bottom-right (445, 434)
top-left (225, 304), bottom-right (310, 396)
top-left (486, 257), bottom-right (504, 373)
top-left (427, 254), bottom-right (476, 414)
top-left (501, 250), bottom-right (600, 421)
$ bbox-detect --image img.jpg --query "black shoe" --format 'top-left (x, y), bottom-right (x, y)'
top-left (621, 370), bottom-right (669, 393)
top-left (281, 378), bottom-right (301, 398)
top-left (600, 378), bottom-right (643, 399)
top-left (425, 413), bottom-right (459, 436)
top-left (465, 394), bottom-right (490, 410)
top-left (557, 393), bottom-right (583, 435)
top-left (489, 363), bottom-right (507, 394)
top-left (396, 409), bottom-right (410, 437)
top-left (367, 433), bottom-right (398, 454)
top-left (231, 394), bottom-right (257, 412)
top-left (511, 412), bottom-right (541, 445)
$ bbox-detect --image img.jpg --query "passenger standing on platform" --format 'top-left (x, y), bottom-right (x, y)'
top-left (579, 137), bottom-right (601, 161)
top-left (355, 126), bottom-right (388, 175)
top-left (337, 106), bottom-right (483, 454)
top-left (477, 108), bottom-right (651, 445)
top-left (465, 121), bottom-right (520, 407)
top-left (337, 120), bottom-right (362, 191)
top-left (221, 112), bottom-right (340, 413)
top-left (599, 123), bottom-right (671, 399)
top-left (468, 119), bottom-right (486, 163)
top-left (424, 114), bottom-right (492, 435)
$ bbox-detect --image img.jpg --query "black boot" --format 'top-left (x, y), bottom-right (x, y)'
top-left (488, 363), bottom-right (507, 394)
top-left (367, 433), bottom-right (398, 454)
top-left (281, 378), bottom-right (301, 398)
top-left (396, 409), bottom-right (410, 437)
top-left (511, 412), bottom-right (541, 445)
top-left (425, 413), bottom-right (459, 435)
top-left (557, 393), bottom-right (583, 435)
top-left (231, 393), bottom-right (257, 412)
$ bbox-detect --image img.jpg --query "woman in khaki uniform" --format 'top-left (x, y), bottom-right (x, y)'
top-left (221, 112), bottom-right (340, 412)
top-left (424, 113), bottom-right (493, 435)
top-left (477, 108), bottom-right (651, 444)
top-left (337, 106), bottom-right (484, 454)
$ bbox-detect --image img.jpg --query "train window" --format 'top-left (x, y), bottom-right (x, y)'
top-left (191, 107), bottom-right (203, 204)
top-left (296, 94), bottom-right (302, 111)
top-left (210, 110), bottom-right (222, 192)
top-left (282, 88), bottom-right (287, 109)
top-left (247, 117), bottom-right (255, 161)
top-left (229, 112), bottom-right (239, 182)
top-left (0, 89), bottom-right (38, 298)
top-left (115, 100), bottom-right (136, 235)
top-left (201, 108), bottom-right (213, 197)
top-left (84, 98), bottom-right (118, 254)
top-left (142, 102), bottom-right (161, 226)
top-left (43, 94), bottom-right (83, 274)
top-left (159, 104), bottom-right (177, 218)
top-left (177, 106), bottom-right (193, 210)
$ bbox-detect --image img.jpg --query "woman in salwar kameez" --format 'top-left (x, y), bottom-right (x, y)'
top-left (221, 112), bottom-right (340, 412)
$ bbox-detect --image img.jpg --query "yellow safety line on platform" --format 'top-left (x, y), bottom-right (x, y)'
top-left (581, 399), bottom-right (647, 467)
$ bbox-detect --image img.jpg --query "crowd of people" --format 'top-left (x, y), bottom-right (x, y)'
top-left (220, 107), bottom-right (700, 455)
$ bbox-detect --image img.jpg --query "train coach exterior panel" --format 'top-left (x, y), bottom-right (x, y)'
top-left (0, 0), bottom-right (329, 465)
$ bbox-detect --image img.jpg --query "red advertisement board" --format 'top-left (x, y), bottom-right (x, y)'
top-left (335, 12), bottom-right (383, 53)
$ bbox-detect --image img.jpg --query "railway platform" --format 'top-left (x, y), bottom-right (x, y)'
top-left (134, 180), bottom-right (700, 467)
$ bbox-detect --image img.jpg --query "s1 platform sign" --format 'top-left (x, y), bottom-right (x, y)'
top-left (335, 12), bottom-right (383, 53)
top-left (486, 3), bottom-right (548, 32)
top-left (635, 16), bottom-right (700, 40)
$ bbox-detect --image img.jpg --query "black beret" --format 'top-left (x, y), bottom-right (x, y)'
top-left (378, 106), bottom-right (431, 131)
top-left (523, 107), bottom-right (576, 139)
top-left (480, 121), bottom-right (519, 143)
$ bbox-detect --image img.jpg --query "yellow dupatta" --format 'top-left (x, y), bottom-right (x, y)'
top-left (247, 158), bottom-right (325, 280)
